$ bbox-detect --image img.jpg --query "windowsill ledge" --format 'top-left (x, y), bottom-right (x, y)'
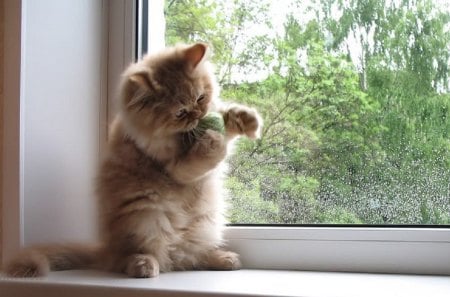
top-left (1, 269), bottom-right (450, 297)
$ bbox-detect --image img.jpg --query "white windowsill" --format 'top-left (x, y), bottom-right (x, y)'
top-left (1, 269), bottom-right (449, 297)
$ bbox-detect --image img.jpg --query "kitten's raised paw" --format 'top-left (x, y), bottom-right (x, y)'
top-left (205, 249), bottom-right (242, 271)
top-left (224, 104), bottom-right (262, 139)
top-left (125, 254), bottom-right (159, 278)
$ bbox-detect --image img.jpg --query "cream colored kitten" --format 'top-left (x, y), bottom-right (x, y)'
top-left (5, 43), bottom-right (262, 278)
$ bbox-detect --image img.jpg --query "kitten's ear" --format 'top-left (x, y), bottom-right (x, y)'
top-left (124, 71), bottom-right (154, 107)
top-left (129, 72), bottom-right (151, 90)
top-left (183, 43), bottom-right (208, 68)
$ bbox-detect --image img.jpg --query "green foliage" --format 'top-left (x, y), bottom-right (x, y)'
top-left (226, 176), bottom-right (279, 224)
top-left (315, 208), bottom-right (363, 224)
top-left (323, 0), bottom-right (450, 92)
top-left (166, 0), bottom-right (450, 225)
top-left (165, 0), bottom-right (272, 84)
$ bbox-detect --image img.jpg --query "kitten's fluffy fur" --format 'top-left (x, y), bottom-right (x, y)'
top-left (5, 43), bottom-right (262, 278)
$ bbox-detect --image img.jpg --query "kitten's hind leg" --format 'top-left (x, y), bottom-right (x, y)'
top-left (204, 249), bottom-right (242, 271)
top-left (125, 254), bottom-right (160, 278)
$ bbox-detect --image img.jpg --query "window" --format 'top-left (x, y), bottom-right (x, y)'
top-left (160, 0), bottom-right (450, 273)
top-left (164, 0), bottom-right (450, 226)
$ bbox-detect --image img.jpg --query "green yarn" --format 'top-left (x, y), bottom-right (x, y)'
top-left (197, 112), bottom-right (225, 134)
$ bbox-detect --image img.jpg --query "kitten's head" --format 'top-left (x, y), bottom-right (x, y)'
top-left (119, 43), bottom-right (218, 137)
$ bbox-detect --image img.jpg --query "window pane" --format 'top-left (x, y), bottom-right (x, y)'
top-left (163, 0), bottom-right (450, 225)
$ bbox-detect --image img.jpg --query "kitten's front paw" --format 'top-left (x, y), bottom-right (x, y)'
top-left (192, 129), bottom-right (226, 161)
top-left (125, 254), bottom-right (159, 278)
top-left (223, 104), bottom-right (262, 139)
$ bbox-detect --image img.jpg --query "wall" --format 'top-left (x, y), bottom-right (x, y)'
top-left (0, 0), bottom-right (4, 267)
top-left (21, 0), bottom-right (103, 245)
top-left (2, 0), bottom-right (105, 265)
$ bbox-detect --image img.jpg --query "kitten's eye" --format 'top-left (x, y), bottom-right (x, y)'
top-left (176, 108), bottom-right (188, 119)
top-left (197, 94), bottom-right (205, 103)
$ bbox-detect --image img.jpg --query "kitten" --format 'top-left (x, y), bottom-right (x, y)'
top-left (5, 43), bottom-right (262, 278)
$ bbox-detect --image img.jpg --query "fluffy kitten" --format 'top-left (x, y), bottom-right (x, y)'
top-left (5, 43), bottom-right (262, 278)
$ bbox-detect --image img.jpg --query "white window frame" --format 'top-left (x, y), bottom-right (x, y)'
top-left (3, 0), bottom-right (450, 276)
top-left (150, 1), bottom-right (450, 275)
top-left (225, 226), bottom-right (450, 274)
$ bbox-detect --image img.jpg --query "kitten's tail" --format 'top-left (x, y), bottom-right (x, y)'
top-left (4, 243), bottom-right (101, 277)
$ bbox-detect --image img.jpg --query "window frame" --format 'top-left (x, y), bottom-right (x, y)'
top-left (145, 1), bottom-right (450, 275)
top-left (225, 226), bottom-right (450, 274)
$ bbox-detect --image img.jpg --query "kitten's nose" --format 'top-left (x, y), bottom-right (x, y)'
top-left (190, 110), bottom-right (202, 119)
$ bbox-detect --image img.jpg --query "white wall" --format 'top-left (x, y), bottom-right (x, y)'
top-left (20, 0), bottom-right (104, 245)
top-left (21, 0), bottom-right (103, 245)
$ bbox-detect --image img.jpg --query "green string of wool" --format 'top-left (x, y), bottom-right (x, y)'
top-left (197, 112), bottom-right (225, 134)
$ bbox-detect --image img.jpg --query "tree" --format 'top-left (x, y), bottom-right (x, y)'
top-left (165, 0), bottom-right (272, 84)
top-left (321, 0), bottom-right (450, 93)
top-left (165, 0), bottom-right (450, 225)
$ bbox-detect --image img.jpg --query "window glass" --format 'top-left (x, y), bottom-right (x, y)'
top-left (164, 0), bottom-right (450, 225)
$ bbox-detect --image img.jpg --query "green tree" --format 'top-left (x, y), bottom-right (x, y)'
top-left (165, 0), bottom-right (450, 225)
top-left (165, 0), bottom-right (272, 84)
top-left (321, 0), bottom-right (450, 93)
